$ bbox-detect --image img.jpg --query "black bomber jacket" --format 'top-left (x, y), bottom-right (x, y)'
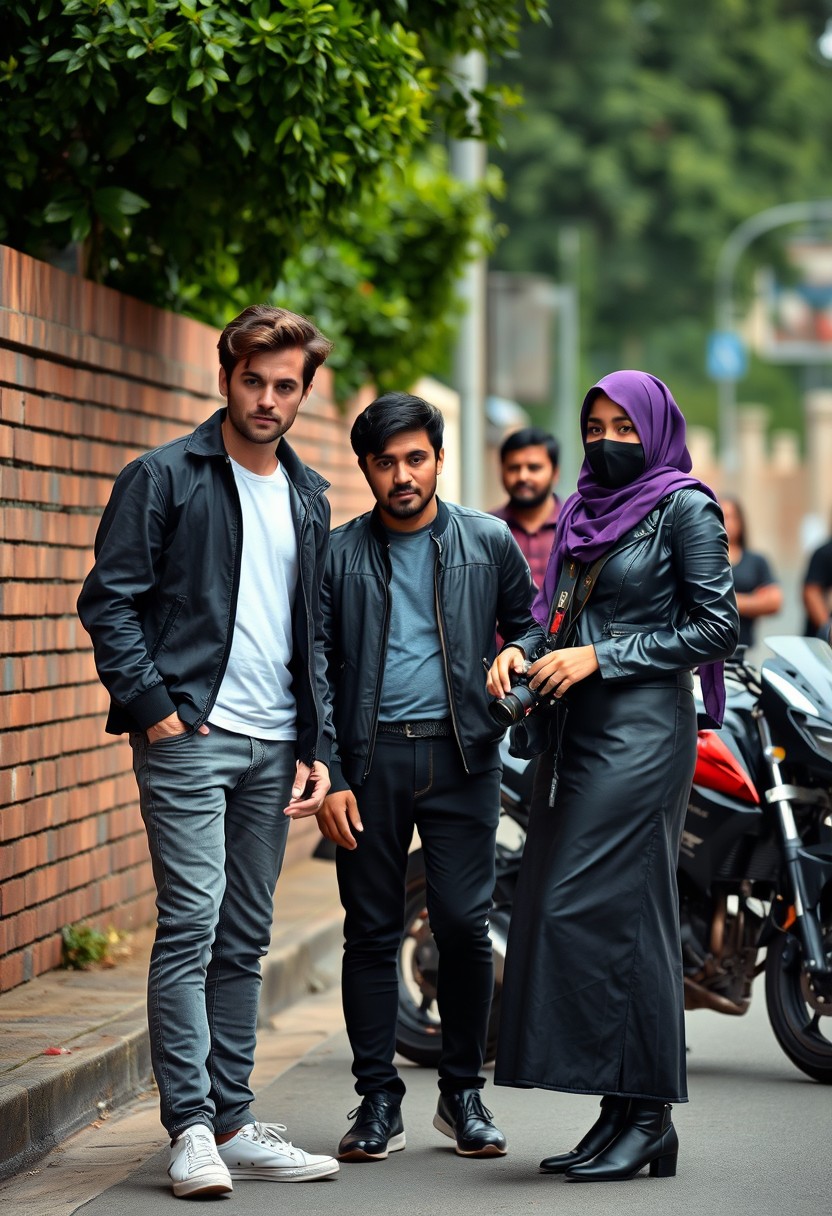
top-left (77, 409), bottom-right (334, 767)
top-left (322, 498), bottom-right (536, 791)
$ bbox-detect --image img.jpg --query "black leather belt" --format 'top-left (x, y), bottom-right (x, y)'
top-left (377, 718), bottom-right (453, 739)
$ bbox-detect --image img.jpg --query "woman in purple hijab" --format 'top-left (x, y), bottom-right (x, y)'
top-left (486, 371), bottom-right (738, 1182)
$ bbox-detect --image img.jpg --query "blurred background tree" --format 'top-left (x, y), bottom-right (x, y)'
top-left (490, 0), bottom-right (832, 432)
top-left (1, 0), bottom-right (541, 398)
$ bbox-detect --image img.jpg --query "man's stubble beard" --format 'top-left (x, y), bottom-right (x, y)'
top-left (385, 482), bottom-right (437, 521)
top-left (508, 486), bottom-right (554, 511)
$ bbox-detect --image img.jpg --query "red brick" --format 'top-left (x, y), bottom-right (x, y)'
top-left (0, 802), bottom-right (26, 840)
top-left (33, 935), bottom-right (62, 974)
top-left (0, 951), bottom-right (25, 993)
top-left (0, 876), bottom-right (26, 916)
top-left (0, 616), bottom-right (88, 655)
top-left (0, 543), bottom-right (90, 582)
top-left (0, 582), bottom-right (84, 618)
top-left (2, 506), bottom-right (97, 548)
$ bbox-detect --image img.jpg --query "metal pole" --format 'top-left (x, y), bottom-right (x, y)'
top-left (556, 227), bottom-right (580, 494)
top-left (450, 51), bottom-right (487, 509)
top-left (714, 200), bottom-right (832, 485)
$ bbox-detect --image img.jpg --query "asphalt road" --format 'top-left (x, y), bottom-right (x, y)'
top-left (6, 971), bottom-right (826, 1216)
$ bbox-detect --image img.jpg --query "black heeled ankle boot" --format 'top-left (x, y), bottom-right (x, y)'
top-left (539, 1096), bottom-right (631, 1174)
top-left (564, 1101), bottom-right (678, 1182)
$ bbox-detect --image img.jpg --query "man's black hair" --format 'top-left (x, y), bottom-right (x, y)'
top-left (499, 426), bottom-right (559, 468)
top-left (350, 392), bottom-right (444, 460)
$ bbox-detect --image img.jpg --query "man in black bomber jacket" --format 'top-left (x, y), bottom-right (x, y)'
top-left (77, 306), bottom-right (340, 1198)
top-left (315, 391), bottom-right (536, 1164)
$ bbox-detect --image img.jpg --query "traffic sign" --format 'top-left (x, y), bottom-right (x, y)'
top-left (707, 331), bottom-right (748, 381)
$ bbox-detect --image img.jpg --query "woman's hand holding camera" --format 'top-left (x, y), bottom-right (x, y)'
top-left (527, 644), bottom-right (599, 698)
top-left (486, 643), bottom-right (599, 703)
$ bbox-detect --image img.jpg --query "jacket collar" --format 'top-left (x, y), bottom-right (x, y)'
top-left (185, 408), bottom-right (330, 494)
top-left (368, 496), bottom-right (449, 542)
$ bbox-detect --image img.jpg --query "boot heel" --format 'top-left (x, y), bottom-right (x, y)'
top-left (649, 1151), bottom-right (677, 1179)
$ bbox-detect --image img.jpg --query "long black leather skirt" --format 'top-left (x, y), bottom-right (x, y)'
top-left (494, 674), bottom-right (696, 1102)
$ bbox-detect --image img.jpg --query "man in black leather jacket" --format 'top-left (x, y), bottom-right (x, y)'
top-left (77, 306), bottom-right (339, 1197)
top-left (315, 391), bottom-right (536, 1164)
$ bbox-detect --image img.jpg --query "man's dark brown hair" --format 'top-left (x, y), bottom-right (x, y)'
top-left (217, 305), bottom-right (334, 389)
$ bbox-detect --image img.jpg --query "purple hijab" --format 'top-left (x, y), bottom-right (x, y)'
top-left (532, 370), bottom-right (726, 726)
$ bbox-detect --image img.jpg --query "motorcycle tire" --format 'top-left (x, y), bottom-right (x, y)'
top-left (395, 850), bottom-right (505, 1068)
top-left (764, 928), bottom-right (832, 1084)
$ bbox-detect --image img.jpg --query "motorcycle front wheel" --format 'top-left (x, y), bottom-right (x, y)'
top-left (765, 926), bottom-right (832, 1084)
top-left (395, 850), bottom-right (506, 1068)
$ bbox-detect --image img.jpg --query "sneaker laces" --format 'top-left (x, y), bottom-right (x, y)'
top-left (184, 1128), bottom-right (223, 1168)
top-left (462, 1091), bottom-right (494, 1121)
top-left (347, 1094), bottom-right (397, 1123)
top-left (243, 1120), bottom-right (295, 1150)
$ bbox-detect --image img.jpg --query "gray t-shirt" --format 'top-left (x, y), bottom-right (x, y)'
top-left (378, 523), bottom-right (450, 722)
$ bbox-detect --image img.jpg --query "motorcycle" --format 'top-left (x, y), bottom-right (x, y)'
top-left (395, 636), bottom-right (832, 1083)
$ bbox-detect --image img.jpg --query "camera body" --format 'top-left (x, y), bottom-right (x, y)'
top-left (488, 640), bottom-right (557, 728)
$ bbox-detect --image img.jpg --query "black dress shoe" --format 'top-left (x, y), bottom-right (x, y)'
top-left (338, 1093), bottom-right (405, 1162)
top-left (565, 1102), bottom-right (678, 1182)
top-left (540, 1095), bottom-right (631, 1173)
top-left (433, 1089), bottom-right (507, 1157)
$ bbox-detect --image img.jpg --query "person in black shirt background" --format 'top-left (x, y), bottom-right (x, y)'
top-left (721, 496), bottom-right (782, 651)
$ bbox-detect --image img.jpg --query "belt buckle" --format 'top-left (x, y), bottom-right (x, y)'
top-left (404, 723), bottom-right (415, 738)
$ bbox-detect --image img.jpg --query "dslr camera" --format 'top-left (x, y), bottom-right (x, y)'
top-left (487, 640), bottom-right (557, 728)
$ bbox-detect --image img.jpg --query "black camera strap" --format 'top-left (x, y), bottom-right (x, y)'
top-left (545, 495), bottom-right (674, 646)
top-left (545, 553), bottom-right (609, 649)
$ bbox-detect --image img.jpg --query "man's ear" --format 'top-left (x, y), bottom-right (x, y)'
top-left (436, 447), bottom-right (445, 474)
top-left (218, 366), bottom-right (228, 399)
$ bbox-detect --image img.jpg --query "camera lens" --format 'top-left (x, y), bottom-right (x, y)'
top-left (488, 683), bottom-right (539, 726)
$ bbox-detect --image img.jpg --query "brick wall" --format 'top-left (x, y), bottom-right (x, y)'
top-left (0, 245), bottom-right (374, 993)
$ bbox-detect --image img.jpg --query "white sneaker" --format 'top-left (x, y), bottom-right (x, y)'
top-left (168, 1125), bottom-right (233, 1198)
top-left (216, 1120), bottom-right (340, 1182)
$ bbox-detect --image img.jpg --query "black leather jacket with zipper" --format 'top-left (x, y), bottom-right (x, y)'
top-left (77, 409), bottom-right (334, 767)
top-left (322, 498), bottom-right (536, 791)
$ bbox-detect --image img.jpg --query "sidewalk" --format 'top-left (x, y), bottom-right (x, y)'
top-left (0, 854), bottom-right (344, 1182)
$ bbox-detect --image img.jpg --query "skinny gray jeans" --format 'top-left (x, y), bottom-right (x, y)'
top-left (130, 724), bottom-right (294, 1137)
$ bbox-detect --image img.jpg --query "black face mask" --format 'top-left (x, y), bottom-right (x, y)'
top-left (584, 440), bottom-right (645, 488)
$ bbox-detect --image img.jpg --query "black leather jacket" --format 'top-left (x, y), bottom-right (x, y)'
top-left (77, 409), bottom-right (333, 766)
top-left (322, 498), bottom-right (536, 790)
top-left (510, 488), bottom-right (739, 683)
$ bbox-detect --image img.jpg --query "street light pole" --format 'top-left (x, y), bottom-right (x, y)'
top-left (450, 51), bottom-right (487, 509)
top-left (714, 199), bottom-right (832, 482)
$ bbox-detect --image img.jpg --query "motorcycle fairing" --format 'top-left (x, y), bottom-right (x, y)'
top-left (761, 637), bottom-right (832, 773)
top-left (694, 729), bottom-right (759, 803)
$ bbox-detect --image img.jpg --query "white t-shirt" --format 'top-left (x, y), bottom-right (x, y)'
top-left (208, 458), bottom-right (298, 740)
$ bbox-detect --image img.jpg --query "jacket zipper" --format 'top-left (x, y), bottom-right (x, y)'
top-left (199, 455), bottom-right (244, 725)
top-left (363, 542), bottom-right (393, 781)
top-left (431, 533), bottom-right (467, 771)
top-left (297, 481), bottom-right (327, 764)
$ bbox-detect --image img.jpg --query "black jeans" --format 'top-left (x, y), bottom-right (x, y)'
top-left (335, 735), bottom-right (501, 1099)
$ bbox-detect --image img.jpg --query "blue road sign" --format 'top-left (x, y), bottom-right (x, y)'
top-left (707, 331), bottom-right (748, 381)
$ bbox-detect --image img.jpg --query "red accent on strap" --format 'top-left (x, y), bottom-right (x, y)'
top-left (549, 609), bottom-right (565, 636)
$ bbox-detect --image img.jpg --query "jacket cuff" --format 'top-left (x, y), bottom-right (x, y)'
top-left (314, 734), bottom-right (333, 768)
top-left (327, 757), bottom-right (351, 794)
top-left (591, 638), bottom-right (620, 680)
top-left (125, 683), bottom-right (178, 731)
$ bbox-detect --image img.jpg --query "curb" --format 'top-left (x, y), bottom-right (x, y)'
top-left (0, 908), bottom-right (344, 1181)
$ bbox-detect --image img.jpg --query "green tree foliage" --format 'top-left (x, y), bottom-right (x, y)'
top-left (490, 0), bottom-right (832, 425)
top-left (274, 146), bottom-right (502, 399)
top-left (1, 0), bottom-right (541, 395)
